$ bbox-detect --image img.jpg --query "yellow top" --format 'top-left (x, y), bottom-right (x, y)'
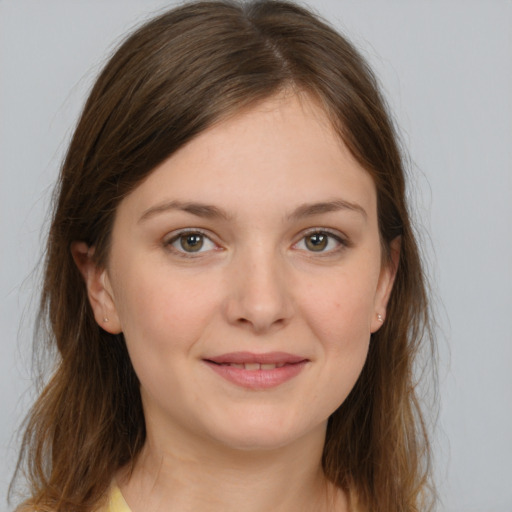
top-left (99, 484), bottom-right (362, 511)
top-left (100, 485), bottom-right (131, 512)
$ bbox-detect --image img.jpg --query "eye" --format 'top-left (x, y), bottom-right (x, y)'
top-left (294, 230), bottom-right (344, 253)
top-left (166, 230), bottom-right (218, 255)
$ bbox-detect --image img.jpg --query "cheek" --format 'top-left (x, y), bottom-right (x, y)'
top-left (296, 265), bottom-right (378, 406)
top-left (111, 267), bottom-right (225, 414)
top-left (299, 267), bottom-right (378, 344)
top-left (112, 265), bottom-right (221, 358)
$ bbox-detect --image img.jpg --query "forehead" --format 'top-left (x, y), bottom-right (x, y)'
top-left (118, 92), bottom-right (377, 222)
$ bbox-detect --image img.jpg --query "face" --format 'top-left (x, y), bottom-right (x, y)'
top-left (79, 93), bottom-right (397, 453)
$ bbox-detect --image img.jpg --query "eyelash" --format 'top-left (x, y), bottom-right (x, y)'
top-left (164, 228), bottom-right (220, 258)
top-left (163, 228), bottom-right (348, 258)
top-left (293, 228), bottom-right (348, 255)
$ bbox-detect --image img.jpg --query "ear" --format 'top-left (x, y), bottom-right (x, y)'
top-left (71, 241), bottom-right (122, 334)
top-left (370, 236), bottom-right (401, 333)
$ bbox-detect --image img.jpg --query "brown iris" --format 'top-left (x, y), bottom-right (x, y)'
top-left (305, 232), bottom-right (328, 251)
top-left (179, 233), bottom-right (204, 252)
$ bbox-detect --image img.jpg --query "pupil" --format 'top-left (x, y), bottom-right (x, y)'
top-left (306, 233), bottom-right (327, 251)
top-left (181, 234), bottom-right (203, 252)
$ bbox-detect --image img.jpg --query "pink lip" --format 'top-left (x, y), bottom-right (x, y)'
top-left (204, 352), bottom-right (309, 390)
top-left (206, 351), bottom-right (306, 365)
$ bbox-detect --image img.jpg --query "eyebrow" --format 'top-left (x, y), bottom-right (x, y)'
top-left (139, 200), bottom-right (232, 223)
top-left (287, 199), bottom-right (367, 221)
top-left (138, 198), bottom-right (367, 223)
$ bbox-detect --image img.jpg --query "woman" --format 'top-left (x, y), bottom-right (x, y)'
top-left (11, 1), bottom-right (436, 511)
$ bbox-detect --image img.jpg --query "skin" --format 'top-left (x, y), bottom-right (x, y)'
top-left (74, 92), bottom-right (398, 512)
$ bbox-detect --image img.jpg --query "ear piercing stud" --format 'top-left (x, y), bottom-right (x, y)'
top-left (103, 317), bottom-right (109, 323)
top-left (377, 314), bottom-right (383, 322)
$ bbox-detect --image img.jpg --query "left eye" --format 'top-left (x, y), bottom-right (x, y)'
top-left (168, 232), bottom-right (217, 254)
top-left (294, 231), bottom-right (343, 253)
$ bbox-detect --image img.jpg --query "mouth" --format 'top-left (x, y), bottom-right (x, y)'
top-left (208, 362), bottom-right (290, 370)
top-left (205, 351), bottom-right (307, 365)
top-left (203, 352), bottom-right (309, 389)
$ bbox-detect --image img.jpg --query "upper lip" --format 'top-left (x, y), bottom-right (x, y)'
top-left (204, 352), bottom-right (308, 365)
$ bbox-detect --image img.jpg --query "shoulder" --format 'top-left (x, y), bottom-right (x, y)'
top-left (11, 489), bottom-right (130, 512)
top-left (96, 485), bottom-right (132, 512)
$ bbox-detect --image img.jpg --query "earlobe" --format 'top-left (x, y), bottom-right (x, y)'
top-left (371, 236), bottom-right (401, 333)
top-left (71, 241), bottom-right (122, 334)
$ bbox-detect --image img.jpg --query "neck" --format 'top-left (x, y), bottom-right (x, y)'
top-left (117, 423), bottom-right (347, 512)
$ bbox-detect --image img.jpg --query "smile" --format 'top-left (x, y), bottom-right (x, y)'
top-left (204, 352), bottom-right (309, 389)
top-left (214, 362), bottom-right (287, 370)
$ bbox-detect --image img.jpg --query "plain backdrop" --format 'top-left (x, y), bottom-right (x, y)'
top-left (1, 1), bottom-right (511, 511)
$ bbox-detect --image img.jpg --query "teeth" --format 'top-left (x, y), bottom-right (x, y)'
top-left (222, 362), bottom-right (286, 370)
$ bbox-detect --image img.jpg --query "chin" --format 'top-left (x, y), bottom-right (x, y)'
top-left (204, 413), bottom-right (326, 454)
top-left (215, 433), bottom-right (302, 454)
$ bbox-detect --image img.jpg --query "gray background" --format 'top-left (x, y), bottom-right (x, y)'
top-left (1, 1), bottom-right (511, 510)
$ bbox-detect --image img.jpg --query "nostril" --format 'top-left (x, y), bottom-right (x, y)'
top-left (234, 315), bottom-right (288, 334)
top-left (225, 283), bottom-right (293, 333)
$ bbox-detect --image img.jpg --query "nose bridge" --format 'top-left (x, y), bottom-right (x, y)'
top-left (225, 239), bottom-right (293, 333)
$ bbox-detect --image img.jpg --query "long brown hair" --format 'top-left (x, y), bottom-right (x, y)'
top-left (11, 1), bottom-right (436, 510)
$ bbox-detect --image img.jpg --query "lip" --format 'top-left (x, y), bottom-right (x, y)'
top-left (206, 351), bottom-right (307, 365)
top-left (203, 352), bottom-right (309, 390)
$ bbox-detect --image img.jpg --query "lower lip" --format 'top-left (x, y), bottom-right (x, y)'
top-left (204, 361), bottom-right (308, 389)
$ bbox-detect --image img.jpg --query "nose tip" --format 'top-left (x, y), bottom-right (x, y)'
top-left (233, 304), bottom-right (289, 334)
top-left (224, 256), bottom-right (293, 334)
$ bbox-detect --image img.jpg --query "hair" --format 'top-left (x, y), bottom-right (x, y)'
top-left (11, 1), bottom-right (436, 511)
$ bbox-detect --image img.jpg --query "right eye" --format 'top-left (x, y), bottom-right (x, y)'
top-left (166, 231), bottom-right (218, 255)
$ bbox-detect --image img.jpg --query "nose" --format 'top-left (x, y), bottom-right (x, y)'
top-left (223, 247), bottom-right (294, 334)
